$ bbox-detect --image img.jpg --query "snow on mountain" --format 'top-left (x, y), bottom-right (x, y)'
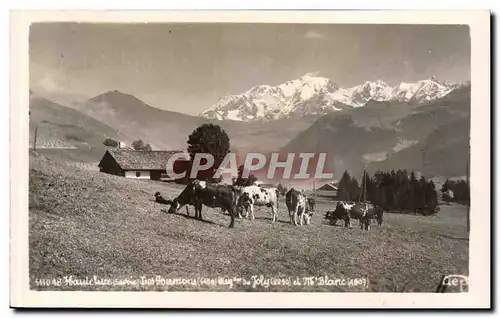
top-left (200, 74), bottom-right (463, 121)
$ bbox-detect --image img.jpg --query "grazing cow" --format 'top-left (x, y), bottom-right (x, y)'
top-left (326, 201), bottom-right (355, 227)
top-left (370, 205), bottom-right (384, 226)
top-left (236, 185), bottom-right (279, 223)
top-left (155, 191), bottom-right (191, 215)
top-left (285, 188), bottom-right (313, 226)
top-left (327, 201), bottom-right (380, 231)
top-left (167, 180), bottom-right (238, 228)
top-left (307, 197), bottom-right (316, 212)
top-left (154, 192), bottom-right (172, 205)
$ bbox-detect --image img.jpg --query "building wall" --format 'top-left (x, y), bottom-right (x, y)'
top-left (125, 170), bottom-right (151, 179)
top-left (150, 170), bottom-right (163, 181)
top-left (99, 152), bottom-right (125, 177)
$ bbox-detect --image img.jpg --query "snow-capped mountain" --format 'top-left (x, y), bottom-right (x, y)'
top-left (200, 74), bottom-right (464, 121)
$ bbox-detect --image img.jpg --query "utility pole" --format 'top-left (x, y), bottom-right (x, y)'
top-left (466, 154), bottom-right (470, 233)
top-left (364, 169), bottom-right (367, 203)
top-left (421, 148), bottom-right (427, 178)
top-left (33, 126), bottom-right (38, 151)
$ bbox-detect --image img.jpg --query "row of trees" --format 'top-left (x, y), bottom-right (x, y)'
top-left (441, 179), bottom-right (470, 204)
top-left (337, 169), bottom-right (440, 216)
top-left (103, 138), bottom-right (152, 151)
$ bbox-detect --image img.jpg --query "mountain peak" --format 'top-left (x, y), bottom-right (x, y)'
top-left (89, 90), bottom-right (139, 102)
top-left (301, 72), bottom-right (320, 78)
top-left (201, 75), bottom-right (463, 121)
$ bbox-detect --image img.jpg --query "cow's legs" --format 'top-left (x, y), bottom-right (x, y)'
top-left (377, 215), bottom-right (383, 226)
top-left (292, 207), bottom-right (299, 226)
top-left (305, 214), bottom-right (311, 225)
top-left (271, 206), bottom-right (277, 223)
top-left (250, 205), bottom-right (255, 220)
top-left (195, 202), bottom-right (202, 220)
top-left (243, 205), bottom-right (250, 219)
top-left (227, 206), bottom-right (236, 228)
top-left (330, 216), bottom-right (337, 226)
top-left (344, 215), bottom-right (351, 228)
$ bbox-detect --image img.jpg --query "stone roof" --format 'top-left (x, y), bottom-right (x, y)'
top-left (100, 149), bottom-right (189, 171)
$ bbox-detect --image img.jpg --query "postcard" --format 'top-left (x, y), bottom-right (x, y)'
top-left (10, 10), bottom-right (491, 308)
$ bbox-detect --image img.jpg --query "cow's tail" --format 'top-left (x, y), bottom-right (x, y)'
top-left (275, 189), bottom-right (280, 209)
top-left (231, 187), bottom-right (238, 205)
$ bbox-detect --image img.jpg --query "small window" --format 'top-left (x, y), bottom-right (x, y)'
top-left (136, 171), bottom-right (141, 178)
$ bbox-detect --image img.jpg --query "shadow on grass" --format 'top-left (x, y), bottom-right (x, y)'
top-left (438, 234), bottom-right (470, 242)
top-left (160, 208), bottom-right (228, 227)
top-left (254, 216), bottom-right (292, 225)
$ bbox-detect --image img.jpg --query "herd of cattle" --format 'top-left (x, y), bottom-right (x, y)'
top-left (154, 179), bottom-right (384, 230)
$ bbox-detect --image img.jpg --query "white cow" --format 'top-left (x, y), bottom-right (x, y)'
top-left (236, 185), bottom-right (280, 223)
top-left (285, 188), bottom-right (312, 226)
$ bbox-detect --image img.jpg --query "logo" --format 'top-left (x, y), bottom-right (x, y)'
top-left (165, 152), bottom-right (335, 181)
top-left (441, 275), bottom-right (469, 292)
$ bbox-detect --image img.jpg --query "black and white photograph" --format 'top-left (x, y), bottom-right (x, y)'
top-left (9, 10), bottom-right (491, 308)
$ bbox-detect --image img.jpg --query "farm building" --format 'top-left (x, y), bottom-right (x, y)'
top-left (317, 182), bottom-right (338, 191)
top-left (98, 149), bottom-right (190, 181)
top-left (313, 182), bottom-right (339, 199)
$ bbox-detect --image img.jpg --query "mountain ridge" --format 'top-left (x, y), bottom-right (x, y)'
top-left (201, 74), bottom-right (469, 121)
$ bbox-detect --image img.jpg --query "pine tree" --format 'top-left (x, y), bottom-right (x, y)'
top-left (424, 180), bottom-right (439, 215)
top-left (409, 171), bottom-right (418, 213)
top-left (416, 176), bottom-right (427, 211)
top-left (349, 178), bottom-right (361, 202)
top-left (337, 170), bottom-right (352, 201)
top-left (365, 172), bottom-right (376, 203)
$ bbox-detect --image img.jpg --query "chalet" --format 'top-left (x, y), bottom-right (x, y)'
top-left (314, 182), bottom-right (339, 198)
top-left (98, 149), bottom-right (190, 181)
top-left (317, 182), bottom-right (338, 192)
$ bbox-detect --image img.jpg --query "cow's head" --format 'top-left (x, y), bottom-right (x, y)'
top-left (324, 210), bottom-right (334, 220)
top-left (167, 199), bottom-right (181, 214)
top-left (307, 197), bottom-right (315, 212)
top-left (235, 192), bottom-right (251, 214)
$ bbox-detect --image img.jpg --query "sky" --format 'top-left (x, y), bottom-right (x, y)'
top-left (30, 23), bottom-right (470, 115)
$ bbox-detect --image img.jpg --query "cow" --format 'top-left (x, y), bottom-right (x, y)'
top-left (325, 201), bottom-right (356, 227)
top-left (285, 188), bottom-right (313, 226)
top-left (326, 201), bottom-right (382, 231)
top-left (236, 185), bottom-right (280, 223)
top-left (307, 197), bottom-right (316, 212)
top-left (154, 192), bottom-right (172, 205)
top-left (155, 191), bottom-right (193, 216)
top-left (167, 180), bottom-right (238, 228)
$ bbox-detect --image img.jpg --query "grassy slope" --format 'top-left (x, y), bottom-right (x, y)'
top-left (29, 153), bottom-right (469, 292)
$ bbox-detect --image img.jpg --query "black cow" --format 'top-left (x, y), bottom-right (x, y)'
top-left (167, 180), bottom-right (238, 228)
top-left (154, 192), bottom-right (172, 205)
top-left (155, 192), bottom-right (192, 215)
